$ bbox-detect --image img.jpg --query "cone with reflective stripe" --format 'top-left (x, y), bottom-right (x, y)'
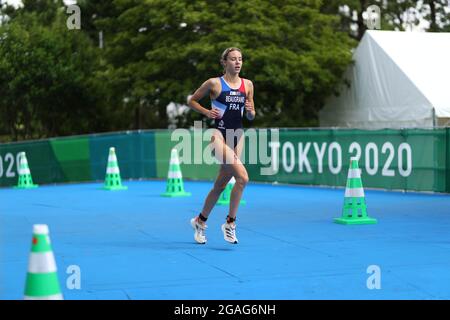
top-left (15, 152), bottom-right (38, 189)
top-left (103, 147), bottom-right (127, 190)
top-left (24, 224), bottom-right (63, 300)
top-left (217, 177), bottom-right (246, 205)
top-left (161, 148), bottom-right (191, 197)
top-left (334, 157), bottom-right (377, 225)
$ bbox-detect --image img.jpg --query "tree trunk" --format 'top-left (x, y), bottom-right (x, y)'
top-left (427, 0), bottom-right (439, 31)
top-left (134, 104), bottom-right (142, 130)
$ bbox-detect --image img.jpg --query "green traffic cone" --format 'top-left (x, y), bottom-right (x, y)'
top-left (15, 152), bottom-right (38, 189)
top-left (334, 157), bottom-right (377, 225)
top-left (161, 148), bottom-right (191, 197)
top-left (103, 147), bottom-right (127, 191)
top-left (217, 177), bottom-right (246, 205)
top-left (24, 224), bottom-right (63, 300)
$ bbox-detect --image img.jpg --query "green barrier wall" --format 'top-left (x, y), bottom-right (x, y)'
top-left (1, 128), bottom-right (449, 193)
top-left (243, 128), bottom-right (447, 192)
top-left (0, 131), bottom-right (157, 187)
top-left (154, 130), bottom-right (218, 180)
top-left (447, 128), bottom-right (450, 193)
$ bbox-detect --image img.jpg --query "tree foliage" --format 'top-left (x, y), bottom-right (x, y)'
top-left (0, 3), bottom-right (121, 140)
top-left (1, 0), bottom-right (448, 141)
top-left (321, 0), bottom-right (450, 40)
top-left (80, 0), bottom-right (355, 128)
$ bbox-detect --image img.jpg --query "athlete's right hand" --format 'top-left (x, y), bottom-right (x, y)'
top-left (206, 108), bottom-right (221, 119)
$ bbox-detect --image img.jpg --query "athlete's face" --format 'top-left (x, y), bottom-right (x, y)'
top-left (224, 51), bottom-right (243, 74)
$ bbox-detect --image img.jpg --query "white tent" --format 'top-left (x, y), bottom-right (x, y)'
top-left (319, 30), bottom-right (450, 129)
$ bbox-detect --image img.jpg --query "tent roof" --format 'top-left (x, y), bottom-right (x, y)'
top-left (369, 30), bottom-right (450, 118)
top-left (320, 30), bottom-right (450, 129)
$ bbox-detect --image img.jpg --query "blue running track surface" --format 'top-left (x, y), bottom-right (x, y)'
top-left (1, 180), bottom-right (450, 300)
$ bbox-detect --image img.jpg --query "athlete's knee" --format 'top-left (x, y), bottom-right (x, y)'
top-left (235, 172), bottom-right (249, 187)
top-left (213, 180), bottom-right (229, 194)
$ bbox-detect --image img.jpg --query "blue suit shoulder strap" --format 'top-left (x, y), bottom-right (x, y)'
top-left (219, 76), bottom-right (230, 92)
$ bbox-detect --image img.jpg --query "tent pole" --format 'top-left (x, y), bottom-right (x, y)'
top-left (432, 108), bottom-right (436, 128)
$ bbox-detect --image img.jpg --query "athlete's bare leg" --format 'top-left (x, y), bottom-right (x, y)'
top-left (199, 130), bottom-right (248, 224)
top-left (227, 136), bottom-right (248, 222)
top-left (200, 165), bottom-right (233, 219)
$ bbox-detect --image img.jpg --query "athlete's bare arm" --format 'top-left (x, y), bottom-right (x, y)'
top-left (244, 79), bottom-right (256, 120)
top-left (188, 78), bottom-right (221, 119)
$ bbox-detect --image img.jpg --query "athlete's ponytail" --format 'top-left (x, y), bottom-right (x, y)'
top-left (221, 47), bottom-right (242, 74)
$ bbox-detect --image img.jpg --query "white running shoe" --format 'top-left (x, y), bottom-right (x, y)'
top-left (221, 223), bottom-right (238, 244)
top-left (190, 217), bottom-right (207, 244)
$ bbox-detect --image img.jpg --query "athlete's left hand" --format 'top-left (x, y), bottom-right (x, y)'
top-left (245, 101), bottom-right (255, 120)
